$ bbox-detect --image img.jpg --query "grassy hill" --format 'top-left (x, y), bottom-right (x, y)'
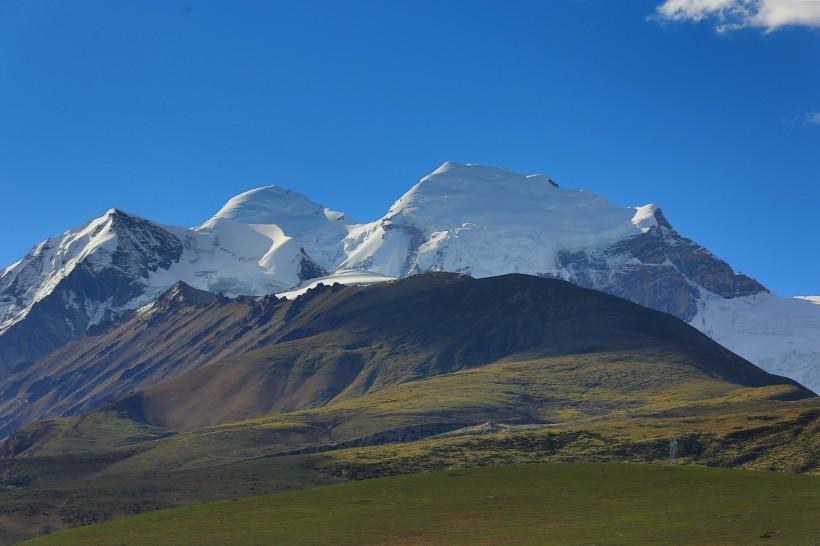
top-left (8, 274), bottom-right (810, 461)
top-left (0, 376), bottom-right (816, 544)
top-left (119, 273), bottom-right (812, 433)
top-left (24, 462), bottom-right (820, 546)
top-left (10, 348), bottom-right (811, 471)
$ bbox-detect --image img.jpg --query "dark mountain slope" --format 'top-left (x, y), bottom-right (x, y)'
top-left (0, 283), bottom-right (252, 438)
top-left (102, 273), bottom-right (813, 433)
top-left (3, 273), bottom-right (811, 441)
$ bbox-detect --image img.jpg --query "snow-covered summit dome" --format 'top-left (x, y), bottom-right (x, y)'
top-left (201, 185), bottom-right (350, 234)
top-left (384, 162), bottom-right (636, 240)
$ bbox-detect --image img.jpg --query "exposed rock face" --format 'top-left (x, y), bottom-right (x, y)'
top-left (556, 208), bottom-right (766, 321)
top-left (0, 210), bottom-right (184, 370)
top-left (297, 249), bottom-right (328, 282)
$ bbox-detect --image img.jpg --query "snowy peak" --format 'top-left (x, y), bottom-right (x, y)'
top-left (202, 185), bottom-right (351, 233)
top-left (384, 162), bottom-right (641, 242)
top-left (387, 163), bottom-right (561, 219)
top-left (340, 162), bottom-right (768, 323)
top-left (138, 281), bottom-right (220, 318)
top-left (0, 208), bottom-right (182, 332)
top-left (342, 162), bottom-right (659, 279)
top-left (189, 184), bottom-right (355, 290)
top-left (631, 204), bottom-right (661, 230)
top-left (0, 208), bottom-right (187, 369)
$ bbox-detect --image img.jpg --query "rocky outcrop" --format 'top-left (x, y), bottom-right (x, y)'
top-left (556, 208), bottom-right (766, 321)
top-left (0, 211), bottom-right (184, 371)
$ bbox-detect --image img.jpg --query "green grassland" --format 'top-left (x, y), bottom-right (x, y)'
top-left (24, 462), bottom-right (820, 546)
top-left (17, 349), bottom-right (808, 472)
top-left (0, 455), bottom-right (338, 545)
top-left (1, 396), bottom-right (816, 544)
top-left (1, 349), bottom-right (817, 544)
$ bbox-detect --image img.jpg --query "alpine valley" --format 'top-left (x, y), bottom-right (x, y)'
top-left (1, 163), bottom-right (819, 545)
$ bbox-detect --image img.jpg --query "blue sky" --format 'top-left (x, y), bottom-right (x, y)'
top-left (0, 0), bottom-right (818, 295)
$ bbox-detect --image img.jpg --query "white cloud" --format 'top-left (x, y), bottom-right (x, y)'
top-left (805, 112), bottom-right (820, 124)
top-left (653, 0), bottom-right (820, 32)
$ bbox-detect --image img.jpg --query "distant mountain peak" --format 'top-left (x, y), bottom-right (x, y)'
top-left (202, 185), bottom-right (351, 232)
top-left (101, 207), bottom-right (149, 223)
top-left (162, 281), bottom-right (218, 305)
top-left (425, 162), bottom-right (559, 186)
top-left (141, 281), bottom-right (220, 316)
top-left (348, 162), bottom-right (650, 281)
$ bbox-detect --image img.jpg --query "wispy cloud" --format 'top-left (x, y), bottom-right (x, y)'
top-left (652, 0), bottom-right (820, 32)
top-left (805, 112), bottom-right (820, 124)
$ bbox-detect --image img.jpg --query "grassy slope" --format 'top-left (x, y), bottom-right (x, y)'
top-left (1, 349), bottom-right (816, 544)
top-left (1, 396), bottom-right (816, 544)
top-left (0, 456), bottom-right (337, 545)
top-left (312, 397), bottom-right (820, 479)
top-left (25, 462), bottom-right (820, 546)
top-left (14, 273), bottom-right (806, 449)
top-left (19, 348), bottom-right (807, 474)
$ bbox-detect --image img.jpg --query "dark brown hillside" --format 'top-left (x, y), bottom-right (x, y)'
top-left (0, 283), bottom-right (260, 438)
top-left (112, 273), bottom-right (812, 432)
top-left (3, 272), bottom-right (812, 444)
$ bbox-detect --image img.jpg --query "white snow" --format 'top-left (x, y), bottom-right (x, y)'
top-left (692, 292), bottom-right (820, 393)
top-left (0, 209), bottom-right (125, 333)
top-left (340, 162), bottom-right (650, 278)
top-left (631, 204), bottom-right (660, 231)
top-left (275, 269), bottom-right (397, 299)
top-left (185, 185), bottom-right (356, 292)
top-left (0, 188), bottom-right (355, 334)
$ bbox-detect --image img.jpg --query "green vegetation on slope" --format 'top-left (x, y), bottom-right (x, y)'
top-left (1, 398), bottom-right (817, 544)
top-left (1, 347), bottom-right (815, 544)
top-left (12, 273), bottom-right (806, 454)
top-left (0, 456), bottom-right (337, 545)
top-left (25, 462), bottom-right (820, 546)
top-left (14, 349), bottom-right (807, 470)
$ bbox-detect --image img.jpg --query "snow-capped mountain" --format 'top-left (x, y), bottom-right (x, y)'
top-left (0, 187), bottom-right (351, 368)
top-left (335, 163), bottom-right (819, 392)
top-left (339, 162), bottom-right (764, 320)
top-left (196, 185), bottom-right (353, 285)
top-left (0, 209), bottom-right (184, 367)
top-left (1, 162), bottom-right (819, 393)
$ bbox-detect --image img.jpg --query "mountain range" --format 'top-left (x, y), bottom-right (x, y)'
top-left (0, 162), bottom-right (818, 438)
